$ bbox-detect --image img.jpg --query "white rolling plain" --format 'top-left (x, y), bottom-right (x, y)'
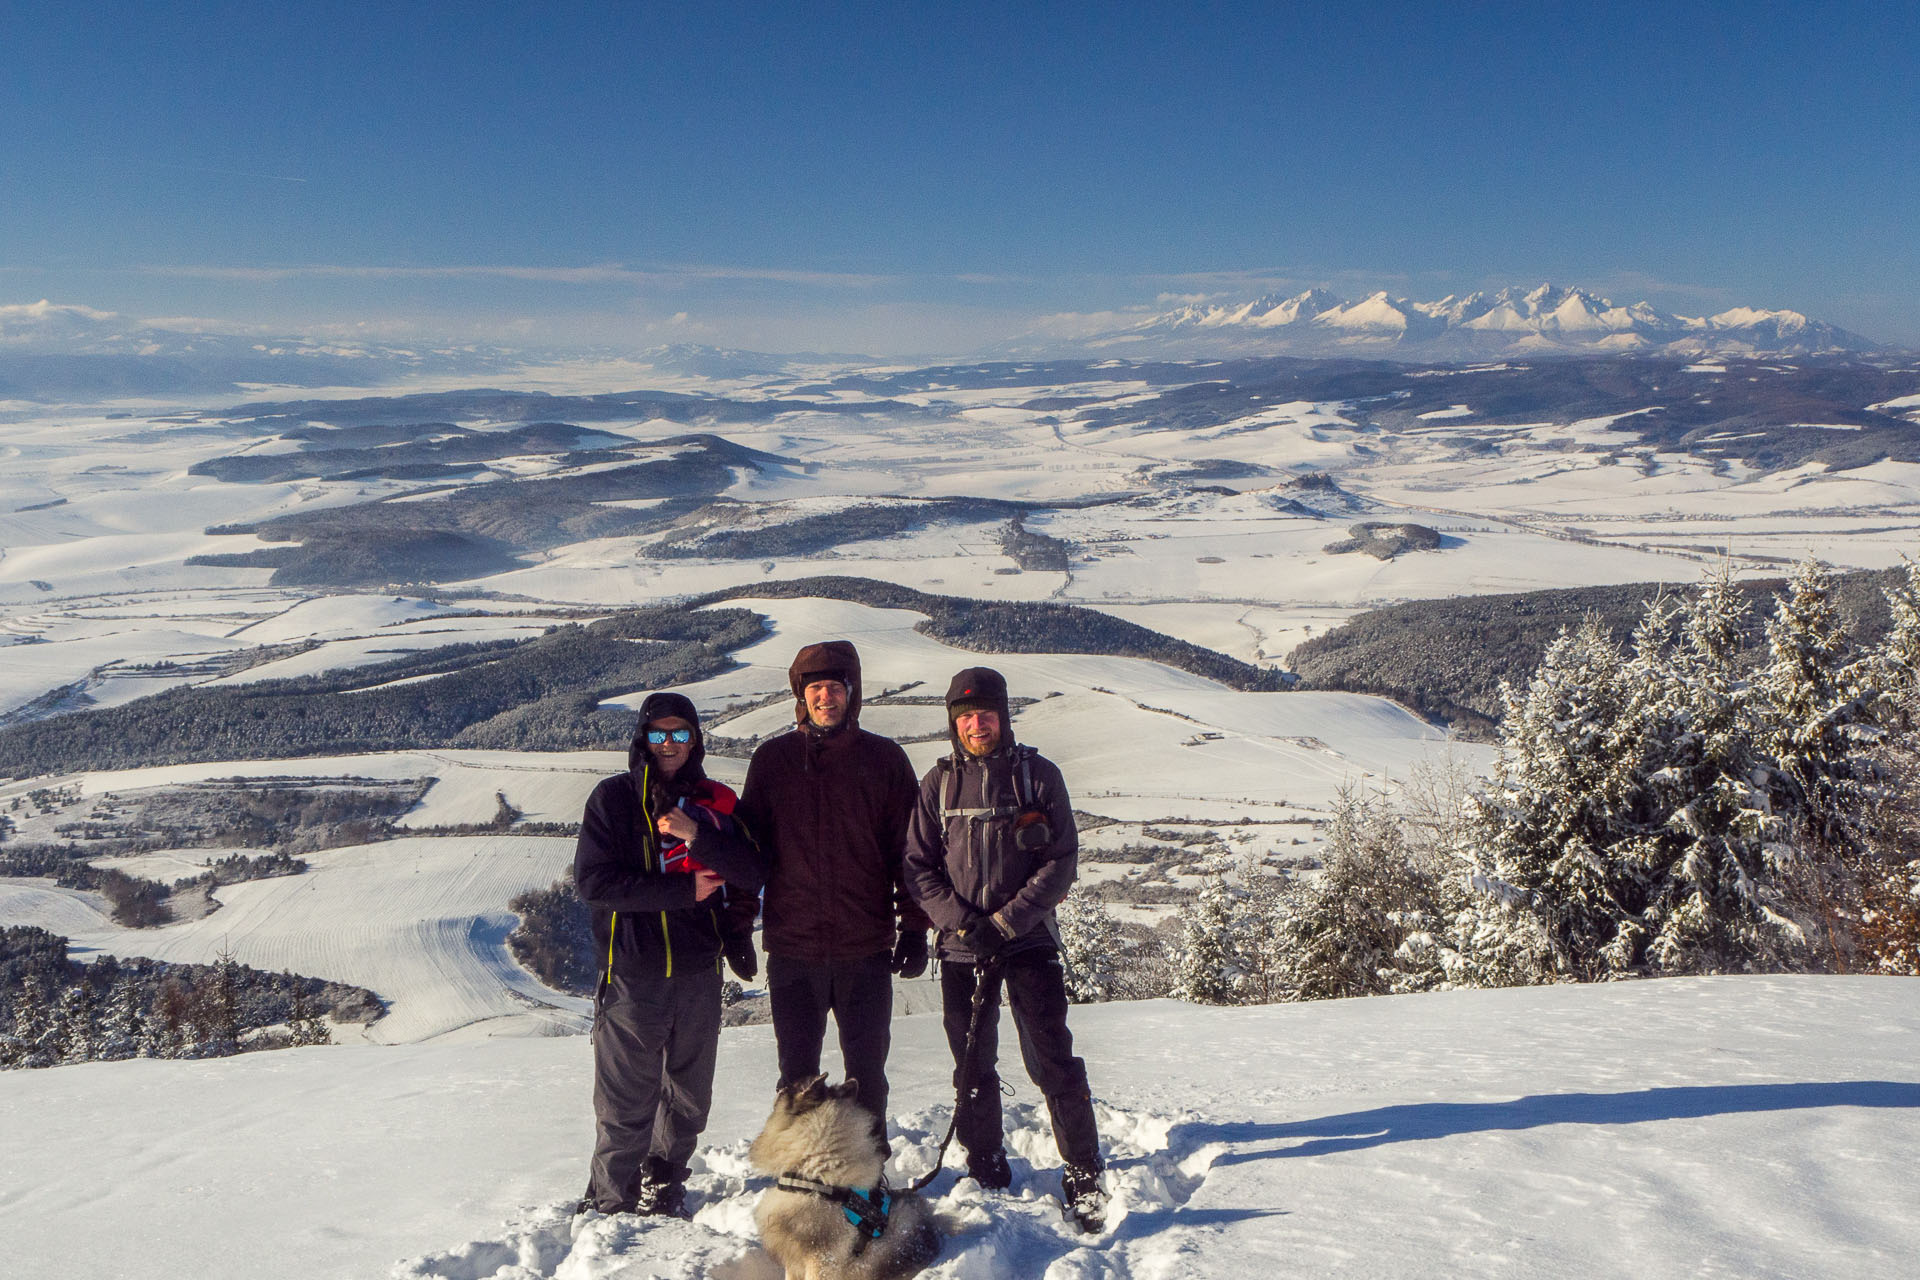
top-left (2, 366), bottom-right (1917, 1277)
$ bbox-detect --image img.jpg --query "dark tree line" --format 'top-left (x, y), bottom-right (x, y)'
top-left (0, 847), bottom-right (177, 926)
top-left (648, 498), bottom-right (1036, 560)
top-left (688, 576), bottom-right (1290, 692)
top-left (506, 874), bottom-right (599, 997)
top-left (1291, 567), bottom-right (1904, 737)
top-left (0, 927), bottom-right (378, 1069)
top-left (0, 607), bottom-right (764, 778)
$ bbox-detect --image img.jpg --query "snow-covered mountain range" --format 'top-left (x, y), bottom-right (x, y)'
top-left (1056, 283), bottom-right (1881, 360)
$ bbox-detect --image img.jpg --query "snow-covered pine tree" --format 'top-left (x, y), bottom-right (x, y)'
top-left (101, 975), bottom-right (145, 1061)
top-left (18, 975), bottom-right (63, 1068)
top-left (1167, 874), bottom-right (1243, 1005)
top-left (1758, 557), bottom-right (1880, 854)
top-left (1232, 859), bottom-right (1289, 1005)
top-left (196, 949), bottom-right (243, 1057)
top-left (1855, 687), bottom-right (1920, 973)
top-left (1461, 617), bottom-right (1643, 982)
top-left (1637, 566), bottom-right (1802, 973)
top-left (287, 977), bottom-right (333, 1046)
top-left (1874, 558), bottom-right (1920, 716)
top-left (55, 981), bottom-right (97, 1065)
top-left (4, 975), bottom-right (54, 1069)
top-left (143, 978), bottom-right (190, 1060)
top-left (1056, 890), bottom-right (1126, 1004)
top-left (1274, 786), bottom-right (1450, 999)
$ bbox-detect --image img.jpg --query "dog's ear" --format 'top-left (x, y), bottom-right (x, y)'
top-left (791, 1073), bottom-right (830, 1111)
top-left (832, 1077), bottom-right (862, 1101)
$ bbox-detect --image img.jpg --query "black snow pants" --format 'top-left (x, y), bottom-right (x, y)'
top-left (767, 950), bottom-right (895, 1125)
top-left (587, 966), bottom-right (722, 1213)
top-left (941, 946), bottom-right (1100, 1169)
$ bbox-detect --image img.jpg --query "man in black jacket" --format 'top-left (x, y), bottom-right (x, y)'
top-left (733, 640), bottom-right (931, 1133)
top-left (903, 666), bottom-right (1107, 1233)
top-left (573, 691), bottom-right (762, 1216)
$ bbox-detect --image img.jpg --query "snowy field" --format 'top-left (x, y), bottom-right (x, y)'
top-left (3, 363), bottom-right (1917, 1279)
top-left (5, 362), bottom-right (1917, 700)
top-left (2, 976), bottom-right (1914, 1280)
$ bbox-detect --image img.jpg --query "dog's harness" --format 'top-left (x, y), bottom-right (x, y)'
top-left (775, 1173), bottom-right (892, 1252)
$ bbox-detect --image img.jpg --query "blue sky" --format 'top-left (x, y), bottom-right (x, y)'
top-left (5, 1), bottom-right (1916, 353)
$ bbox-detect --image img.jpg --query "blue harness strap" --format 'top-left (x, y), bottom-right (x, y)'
top-left (776, 1174), bottom-right (893, 1249)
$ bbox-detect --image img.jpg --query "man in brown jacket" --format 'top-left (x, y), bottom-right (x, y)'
top-left (734, 640), bottom-right (930, 1133)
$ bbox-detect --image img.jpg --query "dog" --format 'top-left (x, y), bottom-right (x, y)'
top-left (749, 1075), bottom-right (941, 1280)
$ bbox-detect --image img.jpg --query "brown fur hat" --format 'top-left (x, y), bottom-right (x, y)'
top-left (788, 639), bottom-right (863, 728)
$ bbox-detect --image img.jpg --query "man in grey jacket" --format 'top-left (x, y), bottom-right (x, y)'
top-left (902, 666), bottom-right (1107, 1234)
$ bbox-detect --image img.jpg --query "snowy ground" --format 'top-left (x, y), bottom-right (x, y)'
top-left (2, 976), bottom-right (1914, 1279)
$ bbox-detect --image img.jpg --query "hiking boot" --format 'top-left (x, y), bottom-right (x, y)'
top-left (646, 1178), bottom-right (689, 1218)
top-left (639, 1158), bottom-right (691, 1218)
top-left (628, 1179), bottom-right (659, 1215)
top-left (965, 1146), bottom-right (1012, 1190)
top-left (1061, 1163), bottom-right (1107, 1234)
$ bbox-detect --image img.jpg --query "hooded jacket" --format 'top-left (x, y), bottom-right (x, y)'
top-left (903, 667), bottom-right (1079, 961)
top-left (733, 641), bottom-right (930, 961)
top-left (573, 691), bottom-right (764, 982)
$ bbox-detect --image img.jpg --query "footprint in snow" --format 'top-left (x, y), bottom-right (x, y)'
top-left (391, 1100), bottom-right (1226, 1280)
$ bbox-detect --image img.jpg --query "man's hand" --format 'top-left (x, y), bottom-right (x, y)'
top-left (890, 929), bottom-right (929, 979)
top-left (725, 938), bottom-right (758, 981)
top-left (692, 868), bottom-right (724, 902)
top-left (953, 917), bottom-right (1006, 966)
top-left (657, 808), bottom-right (699, 843)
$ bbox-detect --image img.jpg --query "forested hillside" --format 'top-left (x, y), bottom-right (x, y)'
top-left (0, 608), bottom-right (765, 777)
top-left (693, 576), bottom-right (1292, 691)
top-left (1292, 568), bottom-right (1902, 734)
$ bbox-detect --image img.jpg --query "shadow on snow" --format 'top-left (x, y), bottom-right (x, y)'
top-left (1197, 1080), bottom-right (1920, 1164)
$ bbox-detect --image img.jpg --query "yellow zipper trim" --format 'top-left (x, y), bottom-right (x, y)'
top-left (641, 762), bottom-right (674, 977)
top-left (606, 911), bottom-right (617, 983)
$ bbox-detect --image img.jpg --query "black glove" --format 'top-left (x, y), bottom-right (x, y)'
top-left (953, 917), bottom-right (1007, 966)
top-left (891, 929), bottom-right (930, 979)
top-left (724, 939), bottom-right (758, 982)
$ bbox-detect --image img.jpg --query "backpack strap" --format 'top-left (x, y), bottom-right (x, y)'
top-left (1014, 745), bottom-right (1039, 812)
top-left (938, 752), bottom-right (1021, 823)
top-left (938, 747), bottom-right (1048, 823)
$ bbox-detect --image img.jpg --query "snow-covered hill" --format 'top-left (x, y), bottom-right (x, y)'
top-left (2, 976), bottom-right (1914, 1279)
top-left (1054, 284), bottom-right (1881, 360)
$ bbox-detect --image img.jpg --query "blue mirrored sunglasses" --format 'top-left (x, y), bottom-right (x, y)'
top-left (645, 728), bottom-right (694, 745)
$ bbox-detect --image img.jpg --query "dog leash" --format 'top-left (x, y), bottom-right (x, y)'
top-left (906, 954), bottom-right (1002, 1194)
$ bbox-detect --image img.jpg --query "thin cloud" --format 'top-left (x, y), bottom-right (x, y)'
top-left (136, 262), bottom-right (900, 288)
top-left (138, 161), bottom-right (308, 184)
top-left (1024, 307), bottom-right (1163, 338)
top-left (1578, 271), bottom-right (1739, 306)
top-left (1138, 267), bottom-right (1417, 295)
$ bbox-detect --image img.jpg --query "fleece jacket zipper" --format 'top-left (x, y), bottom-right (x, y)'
top-left (610, 763), bottom-right (677, 983)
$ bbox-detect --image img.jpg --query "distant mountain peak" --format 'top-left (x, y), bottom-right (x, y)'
top-left (1045, 283), bottom-right (1879, 361)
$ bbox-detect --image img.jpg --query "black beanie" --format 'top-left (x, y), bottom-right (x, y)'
top-left (945, 667), bottom-right (1012, 751)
